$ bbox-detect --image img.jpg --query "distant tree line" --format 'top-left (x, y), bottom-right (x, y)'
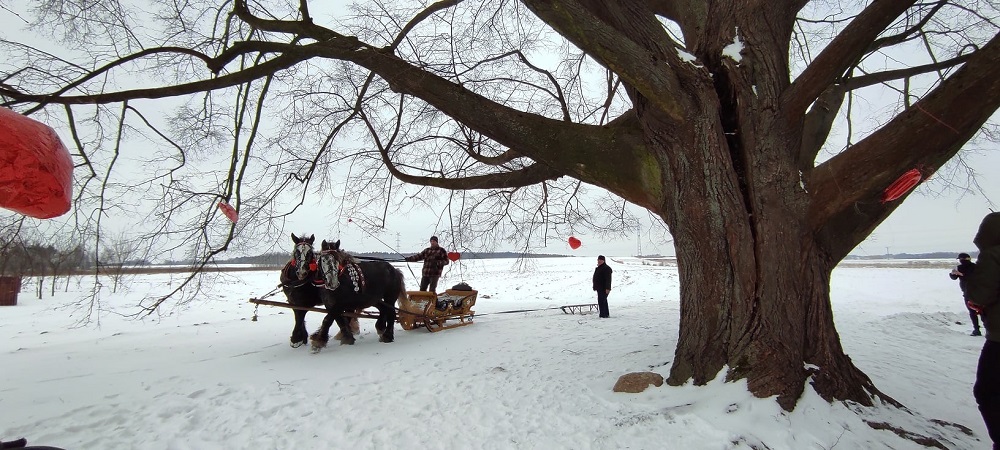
top-left (0, 241), bottom-right (91, 277)
top-left (1, 228), bottom-right (154, 297)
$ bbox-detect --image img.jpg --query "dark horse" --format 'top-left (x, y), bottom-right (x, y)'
top-left (280, 233), bottom-right (323, 348)
top-left (310, 239), bottom-right (406, 352)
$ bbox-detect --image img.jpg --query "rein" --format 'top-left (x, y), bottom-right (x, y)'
top-left (354, 255), bottom-right (405, 263)
top-left (281, 259), bottom-right (321, 289)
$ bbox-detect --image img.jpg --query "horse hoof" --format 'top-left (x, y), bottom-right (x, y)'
top-left (310, 335), bottom-right (328, 350)
top-left (339, 338), bottom-right (356, 345)
top-left (290, 340), bottom-right (304, 348)
top-left (379, 335), bottom-right (394, 343)
top-left (310, 345), bottom-right (322, 354)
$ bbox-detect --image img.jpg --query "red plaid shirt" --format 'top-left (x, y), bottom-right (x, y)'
top-left (405, 246), bottom-right (449, 278)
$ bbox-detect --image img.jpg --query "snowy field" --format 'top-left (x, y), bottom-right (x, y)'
top-left (0, 257), bottom-right (991, 449)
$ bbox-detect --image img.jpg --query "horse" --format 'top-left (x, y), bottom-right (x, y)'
top-left (309, 239), bottom-right (406, 352)
top-left (279, 233), bottom-right (323, 348)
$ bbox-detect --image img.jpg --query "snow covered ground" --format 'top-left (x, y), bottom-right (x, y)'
top-left (0, 257), bottom-right (991, 449)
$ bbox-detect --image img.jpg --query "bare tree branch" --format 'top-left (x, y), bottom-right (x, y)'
top-left (522, 0), bottom-right (689, 122)
top-left (808, 33), bottom-right (1000, 260)
top-left (866, 0), bottom-right (946, 52)
top-left (841, 50), bottom-right (974, 91)
top-left (1, 47), bottom-right (311, 106)
top-left (782, 0), bottom-right (918, 119)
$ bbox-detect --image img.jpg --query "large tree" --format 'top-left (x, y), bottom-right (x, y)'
top-left (2, 0), bottom-right (999, 411)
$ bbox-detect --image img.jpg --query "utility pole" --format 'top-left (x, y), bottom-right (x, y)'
top-left (636, 225), bottom-right (642, 257)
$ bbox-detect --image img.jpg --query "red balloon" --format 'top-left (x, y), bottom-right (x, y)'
top-left (447, 251), bottom-right (461, 262)
top-left (568, 236), bottom-right (581, 249)
top-left (0, 108), bottom-right (73, 219)
top-left (217, 201), bottom-right (239, 223)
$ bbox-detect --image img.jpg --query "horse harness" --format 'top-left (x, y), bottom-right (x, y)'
top-left (281, 259), bottom-right (324, 289)
top-left (337, 260), bottom-right (366, 293)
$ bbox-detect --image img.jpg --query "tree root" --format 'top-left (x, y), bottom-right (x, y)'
top-left (864, 421), bottom-right (947, 449)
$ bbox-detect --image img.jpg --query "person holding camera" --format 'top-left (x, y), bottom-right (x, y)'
top-left (951, 252), bottom-right (981, 336)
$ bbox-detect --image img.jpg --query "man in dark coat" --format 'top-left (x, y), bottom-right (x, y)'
top-left (951, 252), bottom-right (981, 336)
top-left (405, 235), bottom-right (449, 292)
top-left (592, 255), bottom-right (613, 318)
top-left (967, 212), bottom-right (1000, 450)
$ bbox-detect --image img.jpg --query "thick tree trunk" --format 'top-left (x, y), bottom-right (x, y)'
top-left (644, 76), bottom-right (888, 411)
top-left (666, 214), bottom-right (883, 410)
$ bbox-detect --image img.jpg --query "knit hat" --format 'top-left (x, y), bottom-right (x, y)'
top-left (430, 236), bottom-right (439, 242)
top-left (958, 253), bottom-right (971, 260)
top-left (597, 255), bottom-right (605, 261)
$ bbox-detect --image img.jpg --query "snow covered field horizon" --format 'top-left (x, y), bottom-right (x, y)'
top-left (0, 256), bottom-right (992, 449)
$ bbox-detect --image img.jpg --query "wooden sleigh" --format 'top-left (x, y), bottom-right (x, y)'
top-left (397, 289), bottom-right (477, 332)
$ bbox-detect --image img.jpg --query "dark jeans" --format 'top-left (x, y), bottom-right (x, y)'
top-left (596, 290), bottom-right (609, 317)
top-left (419, 276), bottom-right (440, 293)
top-left (967, 303), bottom-right (982, 331)
top-left (974, 339), bottom-right (1000, 447)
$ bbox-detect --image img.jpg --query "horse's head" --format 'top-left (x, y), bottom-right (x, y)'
top-left (290, 233), bottom-right (316, 281)
top-left (319, 239), bottom-right (355, 290)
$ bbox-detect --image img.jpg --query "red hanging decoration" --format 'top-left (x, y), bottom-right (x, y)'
top-left (0, 108), bottom-right (73, 219)
top-left (447, 251), bottom-right (461, 262)
top-left (880, 168), bottom-right (922, 204)
top-left (217, 201), bottom-right (239, 223)
top-left (568, 236), bottom-right (582, 249)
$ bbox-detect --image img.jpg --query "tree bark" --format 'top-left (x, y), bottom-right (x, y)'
top-left (643, 85), bottom-right (886, 408)
top-left (611, 2), bottom-right (891, 409)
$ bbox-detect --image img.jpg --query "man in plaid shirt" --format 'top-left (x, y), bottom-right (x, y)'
top-left (405, 235), bottom-right (450, 292)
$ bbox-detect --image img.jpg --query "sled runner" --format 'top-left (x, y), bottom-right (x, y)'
top-left (560, 303), bottom-right (599, 314)
top-left (397, 289), bottom-right (477, 332)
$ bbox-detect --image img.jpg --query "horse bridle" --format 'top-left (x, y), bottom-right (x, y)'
top-left (318, 249), bottom-right (366, 292)
top-left (317, 249), bottom-right (342, 291)
top-left (289, 241), bottom-right (319, 285)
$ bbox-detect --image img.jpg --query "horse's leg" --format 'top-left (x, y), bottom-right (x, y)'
top-left (335, 314), bottom-right (356, 345)
top-left (350, 314), bottom-right (361, 335)
top-left (377, 300), bottom-right (395, 343)
top-left (310, 312), bottom-right (335, 352)
top-left (290, 309), bottom-right (309, 348)
top-left (374, 312), bottom-right (386, 340)
top-left (380, 271), bottom-right (404, 343)
top-left (385, 302), bottom-right (397, 342)
top-left (335, 312), bottom-right (360, 341)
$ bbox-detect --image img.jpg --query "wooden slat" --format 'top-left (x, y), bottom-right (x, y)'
top-left (248, 298), bottom-right (380, 319)
top-left (250, 298), bottom-right (327, 313)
